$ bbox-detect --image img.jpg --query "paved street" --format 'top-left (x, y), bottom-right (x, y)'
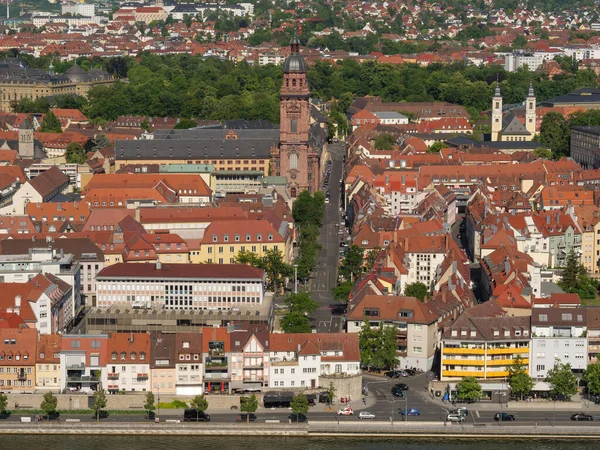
top-left (310, 142), bottom-right (346, 333)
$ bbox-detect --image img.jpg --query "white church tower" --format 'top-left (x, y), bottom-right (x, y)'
top-left (491, 83), bottom-right (503, 142)
top-left (525, 82), bottom-right (536, 136)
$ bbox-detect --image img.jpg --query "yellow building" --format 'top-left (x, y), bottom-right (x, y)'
top-left (441, 314), bottom-right (530, 380)
top-left (35, 334), bottom-right (62, 391)
top-left (573, 206), bottom-right (600, 273)
top-left (0, 328), bottom-right (37, 393)
top-left (199, 219), bottom-right (293, 265)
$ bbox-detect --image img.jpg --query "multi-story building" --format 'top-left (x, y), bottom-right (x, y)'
top-left (174, 332), bottom-right (203, 395)
top-left (347, 295), bottom-right (441, 371)
top-left (150, 332), bottom-right (177, 395)
top-left (571, 126), bottom-right (600, 169)
top-left (96, 262), bottom-right (265, 309)
top-left (441, 314), bottom-right (531, 380)
top-left (268, 333), bottom-right (360, 389)
top-left (107, 333), bottom-right (151, 393)
top-left (230, 327), bottom-right (270, 391)
top-left (0, 328), bottom-right (37, 393)
top-left (202, 328), bottom-right (229, 394)
top-left (587, 308), bottom-right (600, 364)
top-left (530, 307), bottom-right (588, 379)
top-left (60, 334), bottom-right (109, 393)
top-left (35, 334), bottom-right (62, 391)
top-left (198, 220), bottom-right (293, 265)
top-left (401, 236), bottom-right (450, 292)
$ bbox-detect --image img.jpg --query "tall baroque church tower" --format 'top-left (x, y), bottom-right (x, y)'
top-left (272, 35), bottom-right (319, 198)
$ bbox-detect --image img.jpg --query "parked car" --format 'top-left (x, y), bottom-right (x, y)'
top-left (446, 413), bottom-right (465, 422)
top-left (358, 411), bottom-right (376, 420)
top-left (391, 387), bottom-right (404, 398)
top-left (289, 413), bottom-right (307, 423)
top-left (400, 408), bottom-right (420, 416)
top-left (395, 383), bottom-right (409, 391)
top-left (183, 409), bottom-right (210, 422)
top-left (571, 413), bottom-right (593, 421)
top-left (552, 394), bottom-right (569, 402)
top-left (384, 371), bottom-right (400, 378)
top-left (236, 414), bottom-right (257, 422)
top-left (404, 368), bottom-right (416, 376)
top-left (494, 412), bottom-right (515, 421)
top-left (337, 407), bottom-right (354, 416)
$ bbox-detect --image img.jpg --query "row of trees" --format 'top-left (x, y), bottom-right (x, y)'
top-left (235, 248), bottom-right (292, 293)
top-left (292, 191), bottom-right (325, 281)
top-left (280, 292), bottom-right (319, 333)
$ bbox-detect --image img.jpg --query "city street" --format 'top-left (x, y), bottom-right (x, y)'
top-left (310, 142), bottom-right (346, 333)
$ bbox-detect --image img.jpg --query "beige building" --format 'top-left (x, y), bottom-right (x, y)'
top-left (573, 205), bottom-right (600, 273)
top-left (35, 334), bottom-right (62, 391)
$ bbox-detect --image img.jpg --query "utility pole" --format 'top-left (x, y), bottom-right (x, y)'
top-left (294, 264), bottom-right (298, 295)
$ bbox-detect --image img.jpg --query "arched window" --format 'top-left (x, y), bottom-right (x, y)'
top-left (290, 152), bottom-right (298, 170)
top-left (130, 352), bottom-right (136, 360)
top-left (120, 352), bottom-right (126, 360)
top-left (290, 187), bottom-right (297, 198)
top-left (111, 352), bottom-right (117, 361)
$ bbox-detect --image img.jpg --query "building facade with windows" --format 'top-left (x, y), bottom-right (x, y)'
top-left (440, 314), bottom-right (530, 380)
top-left (96, 262), bottom-right (265, 309)
top-left (35, 334), bottom-right (62, 391)
top-left (107, 333), bottom-right (151, 393)
top-left (0, 328), bottom-right (37, 393)
top-left (571, 126), bottom-right (600, 169)
top-left (150, 332), bottom-right (176, 395)
top-left (230, 328), bottom-right (270, 391)
top-left (530, 308), bottom-right (588, 379)
top-left (60, 334), bottom-right (109, 393)
top-left (176, 332), bottom-right (204, 395)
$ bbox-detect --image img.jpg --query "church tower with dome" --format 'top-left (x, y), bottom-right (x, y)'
top-left (272, 34), bottom-right (320, 198)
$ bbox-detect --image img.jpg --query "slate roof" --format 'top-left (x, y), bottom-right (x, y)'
top-left (502, 112), bottom-right (531, 136)
top-left (28, 166), bottom-right (69, 199)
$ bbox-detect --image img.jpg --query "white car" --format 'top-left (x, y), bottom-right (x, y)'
top-left (358, 412), bottom-right (376, 420)
top-left (337, 408), bottom-right (354, 416)
top-left (446, 413), bottom-right (465, 422)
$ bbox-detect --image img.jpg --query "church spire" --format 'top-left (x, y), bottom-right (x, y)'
top-left (527, 81), bottom-right (535, 97)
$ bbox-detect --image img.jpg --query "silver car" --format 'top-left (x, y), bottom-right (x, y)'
top-left (358, 411), bottom-right (376, 420)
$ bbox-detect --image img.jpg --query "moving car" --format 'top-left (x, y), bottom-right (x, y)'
top-left (451, 407), bottom-right (469, 417)
top-left (337, 407), bottom-right (354, 416)
top-left (183, 409), bottom-right (210, 422)
top-left (446, 413), bottom-right (465, 422)
top-left (289, 413), bottom-right (307, 423)
top-left (494, 412), bottom-right (515, 421)
top-left (395, 383), bottom-right (409, 391)
top-left (391, 387), bottom-right (404, 397)
top-left (571, 413), bottom-right (593, 421)
top-left (358, 412), bottom-right (376, 420)
top-left (236, 414), bottom-right (257, 422)
top-left (400, 408), bottom-right (420, 416)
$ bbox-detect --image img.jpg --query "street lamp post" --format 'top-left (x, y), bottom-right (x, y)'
top-left (293, 264), bottom-right (298, 295)
top-left (404, 391), bottom-right (408, 423)
top-left (157, 385), bottom-right (160, 418)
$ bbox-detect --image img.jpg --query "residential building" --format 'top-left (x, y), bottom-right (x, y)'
top-left (203, 327), bottom-right (230, 394)
top-left (0, 327), bottom-right (37, 392)
top-left (60, 334), bottom-right (108, 393)
top-left (176, 332), bottom-right (204, 395)
top-left (107, 332), bottom-right (151, 393)
top-left (571, 126), bottom-right (600, 169)
top-left (347, 295), bottom-right (441, 371)
top-left (587, 308), bottom-right (600, 364)
top-left (150, 332), bottom-right (176, 395)
top-left (96, 262), bottom-right (265, 309)
top-left (35, 333), bottom-right (61, 391)
top-left (230, 327), bottom-right (270, 391)
top-left (441, 314), bottom-right (530, 380)
top-left (530, 308), bottom-right (588, 379)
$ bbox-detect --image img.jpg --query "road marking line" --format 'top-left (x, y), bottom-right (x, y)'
top-left (476, 410), bottom-right (480, 418)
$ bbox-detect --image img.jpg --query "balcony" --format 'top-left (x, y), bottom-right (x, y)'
top-left (17, 373), bottom-right (27, 381)
top-left (443, 347), bottom-right (484, 355)
top-left (67, 363), bottom-right (85, 370)
top-left (396, 351), bottom-right (407, 357)
top-left (137, 373), bottom-right (149, 379)
top-left (67, 376), bottom-right (99, 383)
top-left (107, 384), bottom-right (119, 390)
top-left (487, 358), bottom-right (529, 366)
top-left (208, 349), bottom-right (225, 357)
top-left (487, 347), bottom-right (529, 355)
top-left (270, 358), bottom-right (297, 366)
top-left (205, 360), bottom-right (228, 370)
top-left (243, 363), bottom-right (264, 369)
top-left (486, 370), bottom-right (510, 378)
top-left (442, 370), bottom-right (484, 378)
top-left (396, 329), bottom-right (407, 337)
top-left (108, 373), bottom-right (119, 379)
top-left (204, 372), bottom-right (230, 380)
top-left (442, 359), bottom-right (484, 366)
top-left (243, 375), bottom-right (264, 382)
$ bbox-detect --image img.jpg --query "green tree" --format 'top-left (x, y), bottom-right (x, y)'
top-left (559, 249), bottom-right (599, 300)
top-left (507, 356), bottom-right (534, 400)
top-left (584, 362), bottom-right (600, 397)
top-left (40, 110), bottom-right (62, 133)
top-left (190, 393), bottom-right (208, 420)
top-left (546, 360), bottom-right (578, 399)
top-left (427, 141), bottom-right (445, 154)
top-left (281, 310), bottom-right (312, 333)
top-left (0, 392), bottom-right (6, 414)
top-left (285, 292), bottom-right (318, 316)
top-left (144, 391), bottom-right (156, 418)
top-left (240, 394), bottom-right (258, 423)
top-left (65, 142), bottom-right (86, 164)
top-left (92, 388), bottom-right (108, 422)
top-left (332, 280), bottom-right (353, 303)
top-left (235, 249), bottom-right (292, 293)
top-left (359, 318), bottom-right (378, 370)
top-left (374, 133), bottom-right (395, 150)
top-left (290, 393), bottom-right (309, 422)
top-left (91, 132), bottom-right (110, 151)
top-left (512, 35), bottom-right (528, 49)
top-left (540, 112), bottom-right (570, 158)
top-left (326, 382), bottom-right (337, 405)
top-left (40, 391), bottom-right (58, 419)
top-left (174, 118), bottom-right (198, 129)
top-left (359, 320), bottom-right (398, 370)
top-left (339, 245), bottom-right (364, 282)
top-left (292, 190), bottom-right (325, 227)
top-left (533, 147), bottom-right (553, 159)
top-left (456, 377), bottom-right (482, 403)
top-left (403, 282), bottom-right (429, 301)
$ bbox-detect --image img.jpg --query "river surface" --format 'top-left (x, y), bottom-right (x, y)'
top-left (0, 436), bottom-right (597, 450)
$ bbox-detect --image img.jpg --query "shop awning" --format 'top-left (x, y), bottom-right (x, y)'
top-left (533, 381), bottom-right (551, 391)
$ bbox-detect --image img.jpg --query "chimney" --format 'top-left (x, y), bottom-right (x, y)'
top-left (135, 205), bottom-right (141, 223)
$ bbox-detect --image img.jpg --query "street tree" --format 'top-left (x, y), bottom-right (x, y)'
top-left (40, 391), bottom-right (58, 420)
top-left (583, 362), bottom-right (600, 398)
top-left (359, 320), bottom-right (398, 370)
top-left (403, 282), bottom-right (429, 301)
top-left (280, 310), bottom-right (312, 333)
top-left (339, 245), bottom-right (364, 282)
top-left (546, 360), bottom-right (578, 399)
top-left (456, 377), bottom-right (482, 403)
top-left (285, 292), bottom-right (318, 316)
top-left (143, 391), bottom-right (156, 418)
top-left (332, 280), bottom-right (353, 303)
top-left (190, 394), bottom-right (208, 412)
top-left (40, 111), bottom-right (62, 133)
top-left (326, 382), bottom-right (337, 405)
top-left (65, 142), bottom-right (86, 164)
top-left (240, 394), bottom-right (258, 423)
top-left (0, 392), bottom-right (6, 415)
top-left (92, 388), bottom-right (108, 422)
top-left (234, 249), bottom-right (293, 293)
top-left (290, 393), bottom-right (309, 422)
top-left (507, 356), bottom-right (534, 400)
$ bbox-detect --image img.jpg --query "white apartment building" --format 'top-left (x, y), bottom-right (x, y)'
top-left (504, 50), bottom-right (562, 72)
top-left (107, 333), bottom-right (151, 393)
top-left (530, 308), bottom-right (588, 379)
top-left (61, 2), bottom-right (96, 17)
top-left (96, 262), bottom-right (265, 309)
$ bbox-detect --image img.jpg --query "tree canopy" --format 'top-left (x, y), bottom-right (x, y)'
top-left (339, 245), bottom-right (364, 282)
top-left (559, 249), bottom-right (598, 300)
top-left (92, 388), bottom-right (108, 422)
top-left (39, 111), bottom-right (62, 133)
top-left (190, 394), bottom-right (208, 412)
top-left (281, 292), bottom-right (318, 333)
top-left (546, 360), bottom-right (578, 399)
top-left (290, 393), bottom-right (309, 420)
top-left (456, 377), bottom-right (482, 402)
top-left (507, 356), bottom-right (534, 400)
top-left (240, 394), bottom-right (258, 422)
top-left (40, 392), bottom-right (58, 419)
top-left (403, 282), bottom-right (429, 301)
top-left (234, 249), bottom-right (292, 293)
top-left (65, 142), bottom-right (86, 164)
top-left (583, 362), bottom-right (600, 398)
top-left (359, 320), bottom-right (398, 370)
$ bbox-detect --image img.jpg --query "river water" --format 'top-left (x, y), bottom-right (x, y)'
top-left (0, 436), bottom-right (596, 450)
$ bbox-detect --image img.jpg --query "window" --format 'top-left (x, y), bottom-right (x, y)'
top-left (120, 352), bottom-right (126, 360)
top-left (130, 352), bottom-right (136, 360)
top-left (70, 340), bottom-right (80, 348)
top-left (111, 352), bottom-right (117, 360)
top-left (539, 314), bottom-right (548, 322)
top-left (536, 365), bottom-right (545, 372)
top-left (91, 340), bottom-right (101, 349)
top-left (413, 347), bottom-right (422, 353)
top-left (290, 152), bottom-right (298, 170)
top-left (290, 119), bottom-right (297, 133)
